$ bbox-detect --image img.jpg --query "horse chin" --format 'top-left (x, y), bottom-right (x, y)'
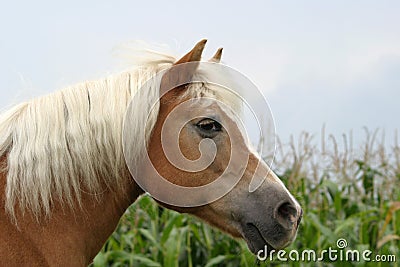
top-left (240, 223), bottom-right (276, 255)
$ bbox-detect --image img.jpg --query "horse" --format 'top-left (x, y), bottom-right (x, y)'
top-left (0, 39), bottom-right (302, 266)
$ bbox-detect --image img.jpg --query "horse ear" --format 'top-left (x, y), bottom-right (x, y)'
top-left (160, 39), bottom-right (207, 95)
top-left (175, 39), bottom-right (207, 65)
top-left (209, 48), bottom-right (223, 63)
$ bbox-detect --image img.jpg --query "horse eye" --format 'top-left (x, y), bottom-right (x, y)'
top-left (196, 118), bottom-right (222, 132)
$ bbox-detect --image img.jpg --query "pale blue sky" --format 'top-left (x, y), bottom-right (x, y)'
top-left (1, 1), bottom-right (399, 147)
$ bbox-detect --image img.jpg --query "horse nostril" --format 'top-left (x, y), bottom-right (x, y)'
top-left (296, 208), bottom-right (303, 229)
top-left (275, 201), bottom-right (298, 229)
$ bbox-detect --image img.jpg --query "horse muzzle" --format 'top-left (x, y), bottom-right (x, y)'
top-left (238, 184), bottom-right (303, 255)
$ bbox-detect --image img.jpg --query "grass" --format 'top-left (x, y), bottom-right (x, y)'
top-left (91, 128), bottom-right (400, 266)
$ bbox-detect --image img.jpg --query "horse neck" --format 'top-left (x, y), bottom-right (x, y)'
top-left (0, 155), bottom-right (143, 266)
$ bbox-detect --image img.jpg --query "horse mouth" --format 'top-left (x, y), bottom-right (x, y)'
top-left (242, 223), bottom-right (275, 255)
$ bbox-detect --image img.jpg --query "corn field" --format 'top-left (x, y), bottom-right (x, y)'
top-left (91, 128), bottom-right (400, 267)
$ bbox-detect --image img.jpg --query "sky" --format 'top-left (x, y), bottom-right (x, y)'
top-left (1, 0), bottom-right (399, 149)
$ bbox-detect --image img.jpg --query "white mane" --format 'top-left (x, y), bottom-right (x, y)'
top-left (0, 45), bottom-right (242, 219)
top-left (0, 48), bottom-right (176, 218)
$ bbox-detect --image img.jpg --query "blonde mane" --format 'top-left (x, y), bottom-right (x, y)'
top-left (0, 45), bottom-right (242, 220)
top-left (0, 50), bottom-right (176, 218)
